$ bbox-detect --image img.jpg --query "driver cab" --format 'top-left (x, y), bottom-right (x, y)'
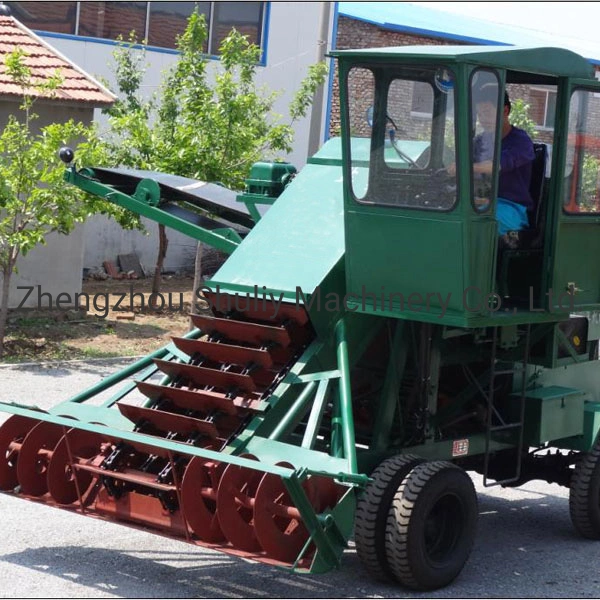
top-left (335, 45), bottom-right (600, 326)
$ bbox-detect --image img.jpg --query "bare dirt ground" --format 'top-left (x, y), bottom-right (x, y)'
top-left (2, 276), bottom-right (205, 363)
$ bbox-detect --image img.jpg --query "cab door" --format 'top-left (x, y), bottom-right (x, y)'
top-left (342, 62), bottom-right (467, 321)
top-left (549, 79), bottom-right (600, 311)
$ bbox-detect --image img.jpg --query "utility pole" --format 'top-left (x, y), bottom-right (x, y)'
top-left (307, 1), bottom-right (332, 157)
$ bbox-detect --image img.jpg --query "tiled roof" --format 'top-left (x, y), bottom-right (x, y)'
top-left (0, 15), bottom-right (115, 105)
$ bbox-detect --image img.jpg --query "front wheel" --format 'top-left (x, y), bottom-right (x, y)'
top-left (385, 461), bottom-right (478, 590)
top-left (354, 454), bottom-right (424, 581)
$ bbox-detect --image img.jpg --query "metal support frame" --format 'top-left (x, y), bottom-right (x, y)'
top-left (371, 321), bottom-right (407, 452)
top-left (46, 328), bottom-right (203, 415)
top-left (335, 318), bottom-right (358, 474)
top-left (65, 168), bottom-right (241, 254)
top-left (302, 379), bottom-right (330, 449)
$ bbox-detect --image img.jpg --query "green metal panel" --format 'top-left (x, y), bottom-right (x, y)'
top-left (549, 78), bottom-right (600, 311)
top-left (519, 386), bottom-right (587, 445)
top-left (346, 210), bottom-right (465, 316)
top-left (332, 46), bottom-right (594, 80)
top-left (340, 59), bottom-right (505, 328)
top-left (358, 433), bottom-right (516, 475)
top-left (528, 357), bottom-right (600, 403)
top-left (551, 217), bottom-right (600, 311)
top-left (212, 144), bottom-right (345, 296)
top-left (558, 401), bottom-right (600, 451)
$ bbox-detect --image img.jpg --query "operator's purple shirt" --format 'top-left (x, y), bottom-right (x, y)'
top-left (474, 126), bottom-right (535, 209)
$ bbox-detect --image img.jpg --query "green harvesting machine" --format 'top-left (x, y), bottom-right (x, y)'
top-left (3, 45), bottom-right (600, 590)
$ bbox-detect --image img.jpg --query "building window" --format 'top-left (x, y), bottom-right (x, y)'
top-left (6, 1), bottom-right (266, 55)
top-left (5, 2), bottom-right (77, 34)
top-left (209, 2), bottom-right (263, 55)
top-left (529, 87), bottom-right (557, 130)
top-left (78, 1), bottom-right (147, 41)
top-left (148, 2), bottom-right (210, 50)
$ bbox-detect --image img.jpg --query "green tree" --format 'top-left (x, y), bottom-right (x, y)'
top-left (103, 12), bottom-right (327, 299)
top-left (509, 98), bottom-right (538, 139)
top-left (580, 152), bottom-right (600, 211)
top-left (0, 48), bottom-right (134, 357)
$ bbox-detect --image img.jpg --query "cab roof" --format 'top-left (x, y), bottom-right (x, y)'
top-left (331, 45), bottom-right (595, 80)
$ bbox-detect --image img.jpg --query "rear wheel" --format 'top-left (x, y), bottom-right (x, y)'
top-left (570, 439), bottom-right (600, 538)
top-left (385, 461), bottom-right (478, 590)
top-left (354, 454), bottom-right (423, 581)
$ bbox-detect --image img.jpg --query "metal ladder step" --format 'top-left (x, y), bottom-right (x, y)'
top-left (136, 382), bottom-right (262, 415)
top-left (494, 368), bottom-right (526, 376)
top-left (118, 403), bottom-right (220, 439)
top-left (203, 291), bottom-right (309, 326)
top-left (191, 314), bottom-right (291, 347)
top-left (172, 336), bottom-right (274, 368)
top-left (483, 324), bottom-right (531, 487)
top-left (489, 422), bottom-right (523, 433)
top-left (154, 359), bottom-right (257, 393)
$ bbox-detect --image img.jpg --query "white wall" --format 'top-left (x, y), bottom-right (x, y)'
top-left (256, 1), bottom-right (334, 168)
top-left (82, 215), bottom-right (198, 274)
top-left (37, 2), bottom-right (335, 272)
top-left (41, 2), bottom-right (334, 167)
top-left (0, 101), bottom-right (93, 308)
top-left (3, 225), bottom-right (85, 309)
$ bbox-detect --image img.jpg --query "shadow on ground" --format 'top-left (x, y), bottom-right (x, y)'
top-left (2, 489), bottom-right (600, 598)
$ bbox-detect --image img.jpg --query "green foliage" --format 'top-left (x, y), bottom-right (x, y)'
top-left (0, 48), bottom-right (136, 356)
top-left (103, 10), bottom-right (328, 190)
top-left (509, 98), bottom-right (538, 139)
top-left (290, 62), bottom-right (329, 121)
top-left (580, 153), bottom-right (600, 211)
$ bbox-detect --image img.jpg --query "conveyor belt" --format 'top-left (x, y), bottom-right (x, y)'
top-left (91, 167), bottom-right (262, 229)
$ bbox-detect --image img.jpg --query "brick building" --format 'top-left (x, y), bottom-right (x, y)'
top-left (330, 3), bottom-right (600, 149)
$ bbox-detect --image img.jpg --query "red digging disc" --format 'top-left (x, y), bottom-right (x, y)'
top-left (181, 457), bottom-right (226, 543)
top-left (254, 462), bottom-right (310, 563)
top-left (0, 416), bottom-right (38, 491)
top-left (216, 455), bottom-right (263, 552)
top-left (47, 429), bottom-right (104, 505)
top-left (304, 474), bottom-right (341, 512)
top-left (17, 422), bottom-right (63, 496)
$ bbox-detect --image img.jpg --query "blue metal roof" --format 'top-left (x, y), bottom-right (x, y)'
top-left (338, 2), bottom-right (600, 65)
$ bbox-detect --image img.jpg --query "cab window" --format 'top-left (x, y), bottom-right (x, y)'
top-left (346, 64), bottom-right (457, 211)
top-left (470, 70), bottom-right (501, 213)
top-left (563, 89), bottom-right (600, 214)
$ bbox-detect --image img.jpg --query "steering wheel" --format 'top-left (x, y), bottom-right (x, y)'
top-left (389, 130), bottom-right (421, 169)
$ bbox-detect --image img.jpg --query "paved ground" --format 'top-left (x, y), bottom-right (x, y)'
top-left (1, 360), bottom-right (600, 598)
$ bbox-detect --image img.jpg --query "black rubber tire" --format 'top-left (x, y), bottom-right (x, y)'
top-left (570, 439), bottom-right (600, 539)
top-left (354, 454), bottom-right (424, 582)
top-left (385, 461), bottom-right (478, 590)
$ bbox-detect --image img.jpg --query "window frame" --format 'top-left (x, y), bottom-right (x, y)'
top-left (76, 1), bottom-right (148, 45)
top-left (345, 62), bottom-right (459, 213)
top-left (468, 67), bottom-right (502, 215)
top-left (562, 86), bottom-right (600, 216)
top-left (7, 1), bottom-right (267, 60)
top-left (530, 85), bottom-right (558, 131)
top-left (146, 2), bottom-right (211, 52)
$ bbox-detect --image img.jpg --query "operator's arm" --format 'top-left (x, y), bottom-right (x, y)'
top-left (447, 159), bottom-right (493, 176)
top-left (473, 160), bottom-right (493, 175)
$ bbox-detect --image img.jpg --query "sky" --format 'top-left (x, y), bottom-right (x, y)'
top-left (411, 2), bottom-right (600, 51)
